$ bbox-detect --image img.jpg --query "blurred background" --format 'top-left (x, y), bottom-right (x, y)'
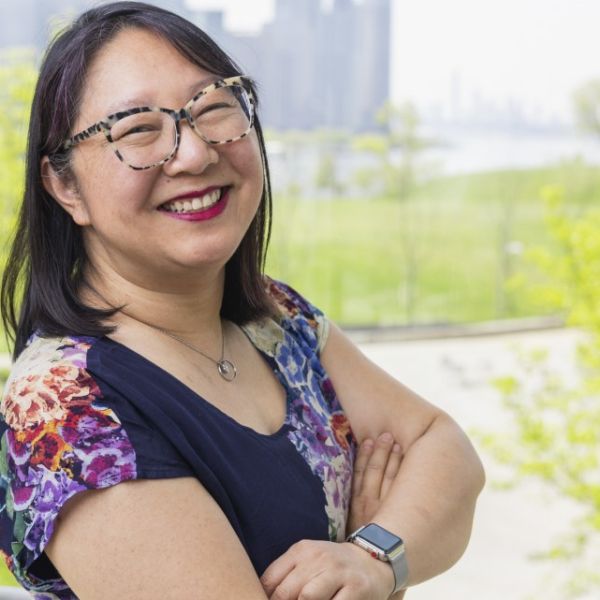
top-left (0, 1), bottom-right (599, 598)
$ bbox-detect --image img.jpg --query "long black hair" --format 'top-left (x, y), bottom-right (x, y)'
top-left (1, 1), bottom-right (273, 360)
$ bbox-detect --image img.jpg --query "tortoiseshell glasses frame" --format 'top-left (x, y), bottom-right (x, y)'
top-left (59, 75), bottom-right (255, 171)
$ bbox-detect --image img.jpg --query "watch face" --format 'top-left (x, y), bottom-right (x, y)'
top-left (360, 523), bottom-right (403, 553)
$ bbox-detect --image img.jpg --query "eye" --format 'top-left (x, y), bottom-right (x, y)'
top-left (194, 102), bottom-right (235, 118)
top-left (111, 113), bottom-right (166, 142)
top-left (121, 124), bottom-right (160, 137)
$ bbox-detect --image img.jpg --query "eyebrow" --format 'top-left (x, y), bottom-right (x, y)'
top-left (102, 76), bottom-right (221, 115)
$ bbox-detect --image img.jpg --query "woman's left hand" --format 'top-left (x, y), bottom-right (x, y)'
top-left (346, 433), bottom-right (403, 536)
top-left (260, 539), bottom-right (394, 600)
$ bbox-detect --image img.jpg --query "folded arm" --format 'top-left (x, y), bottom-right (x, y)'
top-left (261, 324), bottom-right (485, 599)
top-left (322, 323), bottom-right (486, 586)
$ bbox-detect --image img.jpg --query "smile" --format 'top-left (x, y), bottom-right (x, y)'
top-left (158, 187), bottom-right (230, 222)
top-left (159, 187), bottom-right (225, 214)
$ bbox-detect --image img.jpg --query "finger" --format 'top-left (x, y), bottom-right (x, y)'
top-left (331, 588), bottom-right (359, 600)
top-left (352, 438), bottom-right (374, 497)
top-left (267, 564), bottom-right (306, 600)
top-left (361, 432), bottom-right (394, 499)
top-left (260, 554), bottom-right (297, 597)
top-left (284, 569), bottom-right (343, 600)
top-left (380, 442), bottom-right (403, 498)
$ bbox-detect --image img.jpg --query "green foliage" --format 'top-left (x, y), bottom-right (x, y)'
top-left (481, 188), bottom-right (600, 598)
top-left (0, 566), bottom-right (19, 587)
top-left (573, 79), bottom-right (600, 137)
top-left (0, 49), bottom-right (36, 213)
top-left (351, 101), bottom-right (436, 199)
top-left (0, 55), bottom-right (31, 592)
top-left (314, 153), bottom-right (337, 192)
top-left (0, 51), bottom-right (36, 355)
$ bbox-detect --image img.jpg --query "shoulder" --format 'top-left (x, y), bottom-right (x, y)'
top-left (0, 334), bottom-right (139, 591)
top-left (263, 277), bottom-right (330, 354)
top-left (0, 333), bottom-right (137, 496)
top-left (1, 333), bottom-right (104, 432)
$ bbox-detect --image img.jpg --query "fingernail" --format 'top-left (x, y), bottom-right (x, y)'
top-left (393, 443), bottom-right (401, 453)
top-left (363, 439), bottom-right (374, 449)
top-left (379, 432), bottom-right (393, 443)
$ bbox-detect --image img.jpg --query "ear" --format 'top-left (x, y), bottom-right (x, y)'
top-left (41, 156), bottom-right (91, 226)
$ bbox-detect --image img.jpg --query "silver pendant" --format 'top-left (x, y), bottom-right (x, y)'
top-left (217, 359), bottom-right (237, 382)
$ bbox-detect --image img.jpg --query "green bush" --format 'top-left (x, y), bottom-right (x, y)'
top-left (0, 49), bottom-right (35, 588)
top-left (0, 50), bottom-right (36, 354)
top-left (480, 186), bottom-right (600, 598)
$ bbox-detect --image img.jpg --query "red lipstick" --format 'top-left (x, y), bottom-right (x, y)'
top-left (160, 187), bottom-right (229, 222)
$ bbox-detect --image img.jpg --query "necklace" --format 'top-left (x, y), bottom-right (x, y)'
top-left (155, 326), bottom-right (237, 382)
top-left (120, 309), bottom-right (237, 382)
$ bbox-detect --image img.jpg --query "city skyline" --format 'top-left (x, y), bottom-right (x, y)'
top-left (0, 0), bottom-right (391, 132)
top-left (187, 0), bottom-right (600, 127)
top-left (2, 0), bottom-right (600, 128)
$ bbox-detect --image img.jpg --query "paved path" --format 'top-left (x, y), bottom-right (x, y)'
top-left (358, 328), bottom-right (593, 600)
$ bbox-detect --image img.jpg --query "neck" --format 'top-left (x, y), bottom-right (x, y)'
top-left (81, 261), bottom-right (226, 342)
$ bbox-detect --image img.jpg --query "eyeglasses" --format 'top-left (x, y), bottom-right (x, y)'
top-left (60, 75), bottom-right (255, 171)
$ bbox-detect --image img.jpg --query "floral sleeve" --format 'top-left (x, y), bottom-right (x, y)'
top-left (0, 335), bottom-right (138, 597)
top-left (265, 278), bottom-right (330, 354)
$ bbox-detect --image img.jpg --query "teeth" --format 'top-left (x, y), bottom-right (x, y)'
top-left (162, 188), bottom-right (223, 213)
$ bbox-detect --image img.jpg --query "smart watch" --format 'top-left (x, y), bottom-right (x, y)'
top-left (346, 523), bottom-right (409, 595)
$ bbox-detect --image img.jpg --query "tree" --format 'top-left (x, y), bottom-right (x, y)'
top-left (314, 152), bottom-right (343, 196)
top-left (480, 186), bottom-right (600, 598)
top-left (573, 79), bottom-right (600, 137)
top-left (352, 101), bottom-right (431, 200)
top-left (0, 49), bottom-right (37, 251)
top-left (352, 102), bottom-right (435, 322)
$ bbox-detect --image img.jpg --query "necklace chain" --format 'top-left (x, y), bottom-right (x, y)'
top-left (120, 309), bottom-right (238, 382)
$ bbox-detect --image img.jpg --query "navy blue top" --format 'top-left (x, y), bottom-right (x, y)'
top-left (0, 279), bottom-right (357, 599)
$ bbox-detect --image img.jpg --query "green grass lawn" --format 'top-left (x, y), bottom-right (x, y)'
top-left (266, 161), bottom-right (600, 325)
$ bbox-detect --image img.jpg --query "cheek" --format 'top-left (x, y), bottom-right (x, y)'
top-left (73, 150), bottom-right (155, 218)
top-left (234, 136), bottom-right (264, 195)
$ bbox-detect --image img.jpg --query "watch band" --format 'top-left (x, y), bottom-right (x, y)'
top-left (387, 541), bottom-right (409, 594)
top-left (347, 524), bottom-right (409, 595)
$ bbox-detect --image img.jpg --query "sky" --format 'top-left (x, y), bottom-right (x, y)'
top-left (186, 0), bottom-right (600, 124)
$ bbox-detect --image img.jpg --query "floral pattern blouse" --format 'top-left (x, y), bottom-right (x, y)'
top-left (0, 279), bottom-right (357, 599)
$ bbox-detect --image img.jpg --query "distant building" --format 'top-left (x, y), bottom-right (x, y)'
top-left (0, 0), bottom-right (88, 48)
top-left (0, 0), bottom-right (391, 132)
top-left (198, 0), bottom-right (391, 132)
top-left (0, 0), bottom-right (192, 48)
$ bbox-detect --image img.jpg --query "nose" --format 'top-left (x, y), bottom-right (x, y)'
top-left (161, 117), bottom-right (219, 176)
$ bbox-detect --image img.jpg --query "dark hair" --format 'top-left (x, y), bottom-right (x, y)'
top-left (1, 1), bottom-right (273, 359)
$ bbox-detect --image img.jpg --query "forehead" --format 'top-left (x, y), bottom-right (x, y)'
top-left (77, 28), bottom-right (215, 122)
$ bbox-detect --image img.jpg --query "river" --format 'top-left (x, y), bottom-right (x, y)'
top-left (266, 126), bottom-right (600, 196)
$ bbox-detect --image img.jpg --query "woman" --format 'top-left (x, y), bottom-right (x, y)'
top-left (0, 2), bottom-right (485, 598)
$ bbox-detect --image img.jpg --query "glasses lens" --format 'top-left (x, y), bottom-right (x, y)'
top-left (191, 83), bottom-right (253, 143)
top-left (110, 110), bottom-right (176, 168)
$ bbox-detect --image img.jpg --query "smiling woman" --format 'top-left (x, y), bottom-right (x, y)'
top-left (0, 2), bottom-right (484, 599)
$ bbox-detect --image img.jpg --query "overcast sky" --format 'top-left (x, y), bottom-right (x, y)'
top-left (186, 0), bottom-right (600, 123)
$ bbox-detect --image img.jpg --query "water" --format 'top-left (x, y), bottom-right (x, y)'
top-left (266, 127), bottom-right (600, 196)
top-left (424, 126), bottom-right (600, 175)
